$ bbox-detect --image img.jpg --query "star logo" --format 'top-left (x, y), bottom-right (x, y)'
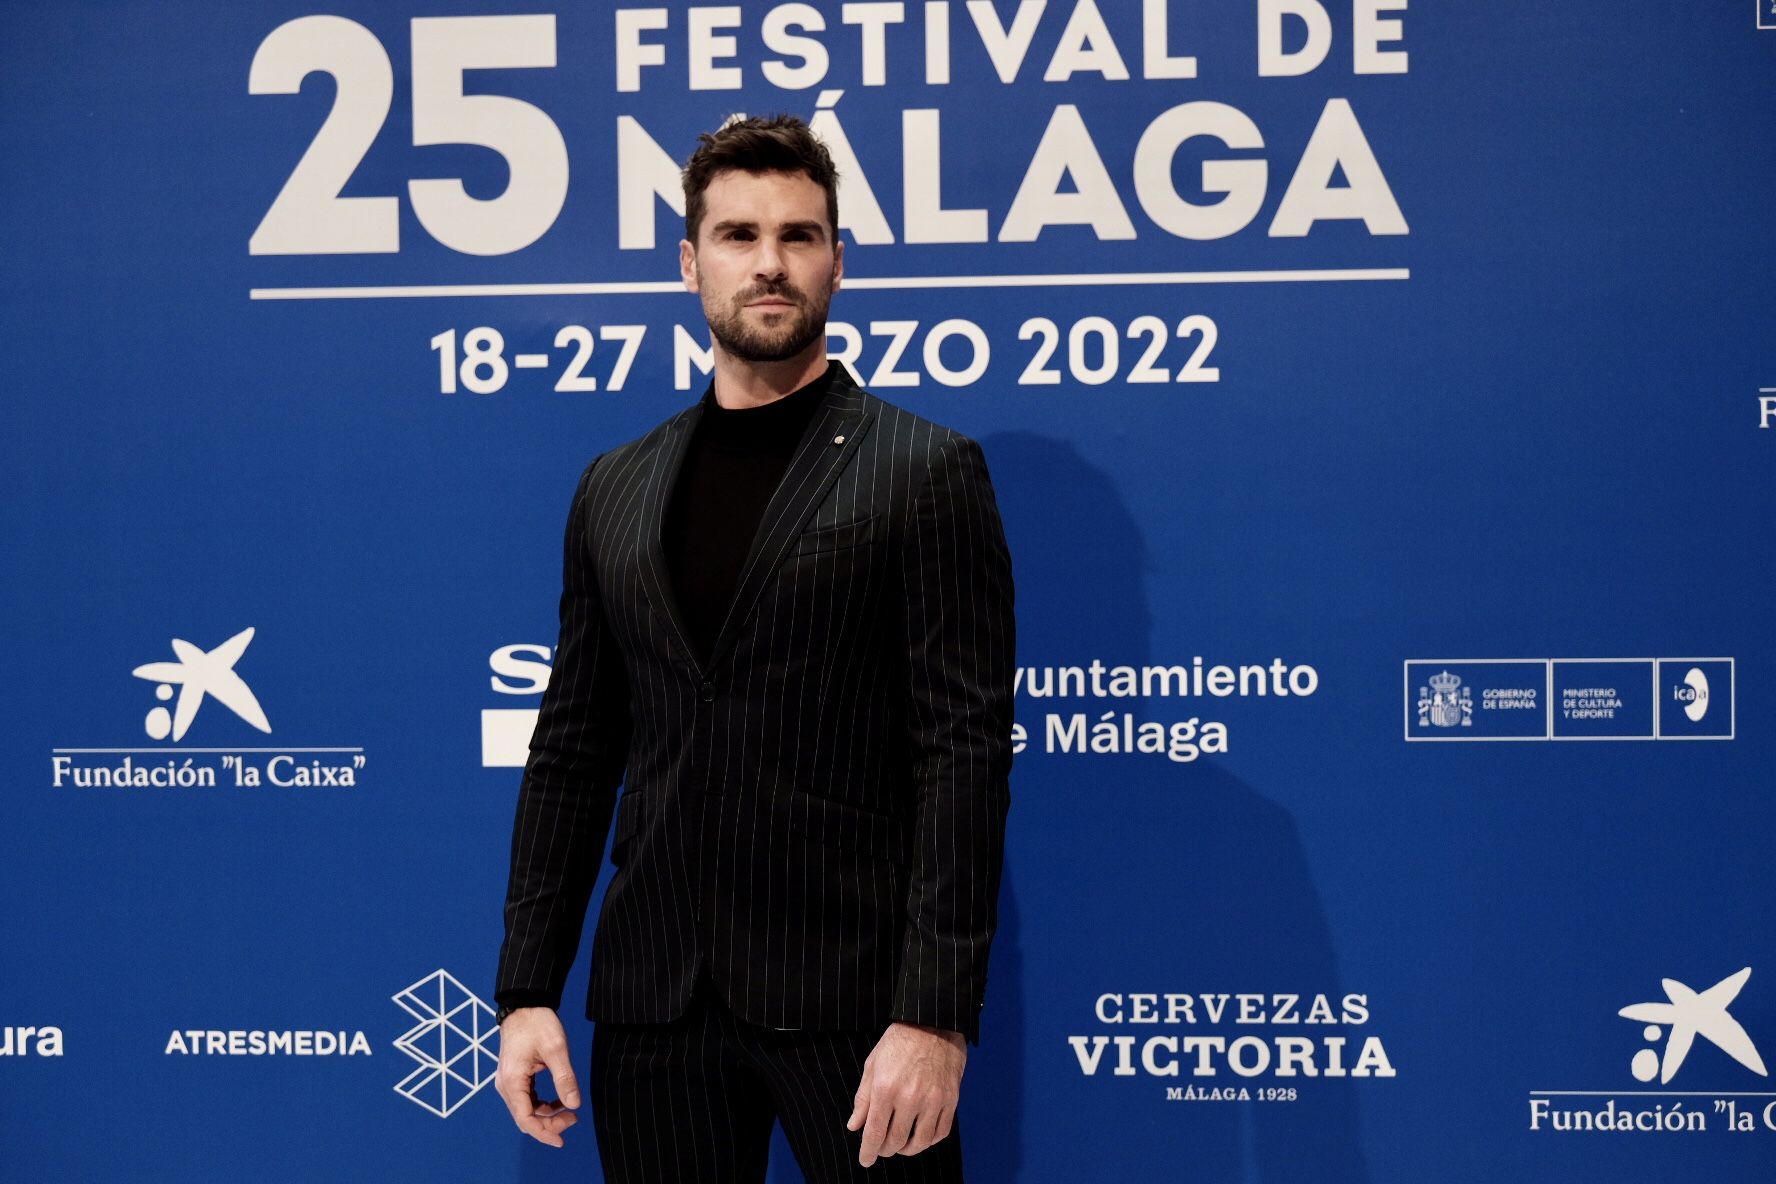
top-left (131, 627), bottom-right (272, 742)
top-left (1618, 967), bottom-right (1769, 1084)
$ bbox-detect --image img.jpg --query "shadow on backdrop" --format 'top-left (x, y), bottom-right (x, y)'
top-left (963, 431), bottom-right (1369, 1183)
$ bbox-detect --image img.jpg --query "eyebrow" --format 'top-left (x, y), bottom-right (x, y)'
top-left (708, 219), bottom-right (828, 240)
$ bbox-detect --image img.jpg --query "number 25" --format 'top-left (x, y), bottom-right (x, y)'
top-left (249, 15), bottom-right (567, 256)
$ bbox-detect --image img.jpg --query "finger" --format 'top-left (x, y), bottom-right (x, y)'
top-left (528, 1072), bottom-right (569, 1144)
top-left (879, 1100), bottom-right (916, 1157)
top-left (535, 1110), bottom-right (579, 1137)
top-left (523, 1077), bottom-right (566, 1147)
top-left (541, 1044), bottom-right (582, 1110)
top-left (846, 1060), bottom-right (873, 1131)
top-left (858, 1099), bottom-right (893, 1167)
top-left (495, 1029), bottom-right (580, 1148)
top-left (511, 1099), bottom-right (560, 1147)
top-left (497, 1065), bottom-right (537, 1127)
top-left (901, 1109), bottom-right (934, 1157)
top-left (498, 1063), bottom-right (565, 1147)
top-left (534, 1093), bottom-right (585, 1124)
top-left (522, 1094), bottom-right (567, 1146)
top-left (905, 1102), bottom-right (951, 1155)
top-left (934, 1103), bottom-right (954, 1144)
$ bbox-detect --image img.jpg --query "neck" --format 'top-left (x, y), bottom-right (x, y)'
top-left (709, 340), bottom-right (829, 409)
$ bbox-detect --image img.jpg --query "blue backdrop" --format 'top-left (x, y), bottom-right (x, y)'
top-left (5, 2), bottom-right (1775, 1180)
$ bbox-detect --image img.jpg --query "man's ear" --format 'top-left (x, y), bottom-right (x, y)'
top-left (680, 238), bottom-right (698, 293)
top-left (832, 238), bottom-right (843, 293)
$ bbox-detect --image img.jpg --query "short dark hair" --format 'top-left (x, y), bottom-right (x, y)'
top-left (682, 114), bottom-right (840, 245)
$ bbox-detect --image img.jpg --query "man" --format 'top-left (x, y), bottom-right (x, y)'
top-left (492, 114), bottom-right (1015, 1182)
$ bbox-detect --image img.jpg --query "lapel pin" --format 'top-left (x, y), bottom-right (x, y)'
top-left (833, 434), bottom-right (846, 445)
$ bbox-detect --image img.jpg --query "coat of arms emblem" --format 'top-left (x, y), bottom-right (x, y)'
top-left (1417, 670), bottom-right (1472, 728)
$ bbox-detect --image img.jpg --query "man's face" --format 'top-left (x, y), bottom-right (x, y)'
top-left (680, 169), bottom-right (843, 364)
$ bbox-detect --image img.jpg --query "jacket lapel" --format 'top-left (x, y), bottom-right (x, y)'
top-left (637, 402), bottom-right (705, 675)
top-left (705, 385), bottom-right (875, 673)
top-left (637, 368), bottom-right (877, 681)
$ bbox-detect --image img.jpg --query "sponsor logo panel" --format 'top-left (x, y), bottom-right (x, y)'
top-left (1550, 659), bottom-right (1654, 740)
top-left (50, 627), bottom-right (369, 790)
top-left (1655, 659), bottom-right (1734, 740)
top-left (1405, 658), bottom-right (1734, 744)
top-left (1068, 990), bottom-right (1395, 1105)
top-left (1405, 660), bottom-right (1547, 740)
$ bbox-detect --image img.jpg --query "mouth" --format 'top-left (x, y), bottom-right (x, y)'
top-left (747, 300), bottom-right (795, 310)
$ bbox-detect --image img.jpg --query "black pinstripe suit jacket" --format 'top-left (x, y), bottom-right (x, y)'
top-left (494, 364), bottom-right (1015, 1045)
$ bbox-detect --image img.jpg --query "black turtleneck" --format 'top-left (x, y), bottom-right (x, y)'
top-left (663, 360), bottom-right (839, 666)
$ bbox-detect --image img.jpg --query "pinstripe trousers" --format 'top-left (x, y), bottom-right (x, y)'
top-left (591, 972), bottom-right (966, 1183)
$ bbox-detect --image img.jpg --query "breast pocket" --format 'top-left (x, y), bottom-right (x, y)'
top-left (790, 512), bottom-right (878, 556)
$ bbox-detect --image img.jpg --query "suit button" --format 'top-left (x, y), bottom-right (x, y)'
top-left (699, 681), bottom-right (716, 702)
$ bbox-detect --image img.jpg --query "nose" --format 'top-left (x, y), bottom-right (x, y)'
top-left (753, 236), bottom-right (787, 282)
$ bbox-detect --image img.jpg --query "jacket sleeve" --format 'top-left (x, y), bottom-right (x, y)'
top-left (888, 434), bottom-right (1016, 1046)
top-left (493, 456), bottom-right (633, 1012)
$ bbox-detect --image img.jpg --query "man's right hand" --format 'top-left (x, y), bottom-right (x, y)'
top-left (494, 1007), bottom-right (582, 1148)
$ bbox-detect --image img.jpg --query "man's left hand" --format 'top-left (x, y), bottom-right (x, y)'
top-left (846, 1020), bottom-right (967, 1166)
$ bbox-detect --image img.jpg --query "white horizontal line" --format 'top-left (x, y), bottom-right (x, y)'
top-left (1530, 1090), bottom-right (1776, 1097)
top-left (514, 354), bottom-right (550, 368)
top-left (1549, 735), bottom-right (1656, 741)
top-left (252, 280), bottom-right (684, 300)
top-left (248, 268), bottom-right (1410, 301)
top-left (1404, 736), bottom-right (1549, 742)
top-left (1404, 658), bottom-right (1548, 665)
top-left (1761, 387), bottom-right (1776, 392)
top-left (51, 747), bottom-right (365, 754)
top-left (849, 268), bottom-right (1412, 288)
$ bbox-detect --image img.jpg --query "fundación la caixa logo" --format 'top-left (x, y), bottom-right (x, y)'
top-left (1618, 967), bottom-right (1767, 1086)
top-left (130, 625), bottom-right (273, 741)
top-left (50, 626), bottom-right (367, 789)
top-left (1530, 965), bottom-right (1774, 1135)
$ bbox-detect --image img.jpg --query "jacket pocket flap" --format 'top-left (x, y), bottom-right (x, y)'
top-left (612, 790), bottom-right (647, 845)
top-left (785, 789), bottom-right (908, 863)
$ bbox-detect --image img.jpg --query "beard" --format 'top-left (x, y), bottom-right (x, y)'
top-left (702, 272), bottom-right (833, 363)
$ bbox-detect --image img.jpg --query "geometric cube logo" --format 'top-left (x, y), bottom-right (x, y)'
top-left (391, 969), bottom-right (501, 1118)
